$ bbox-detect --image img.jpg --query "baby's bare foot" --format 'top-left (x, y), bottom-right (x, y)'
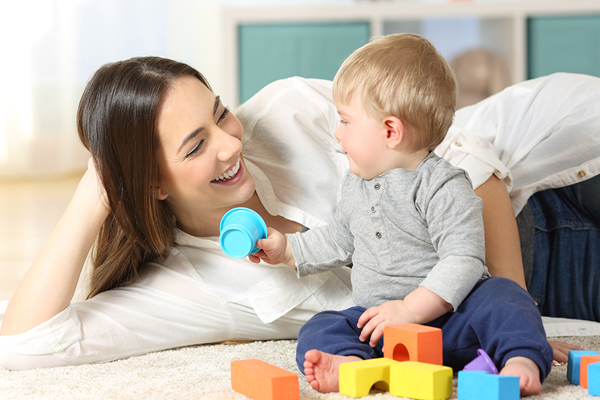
top-left (500, 356), bottom-right (542, 396)
top-left (303, 349), bottom-right (361, 393)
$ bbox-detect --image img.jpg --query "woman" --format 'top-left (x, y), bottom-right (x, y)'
top-left (0, 57), bottom-right (355, 370)
top-left (0, 57), bottom-right (593, 369)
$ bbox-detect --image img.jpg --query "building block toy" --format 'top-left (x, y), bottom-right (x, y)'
top-left (567, 350), bottom-right (600, 385)
top-left (389, 361), bottom-right (453, 400)
top-left (588, 362), bottom-right (600, 396)
top-left (457, 370), bottom-right (519, 400)
top-left (463, 349), bottom-right (499, 374)
top-left (230, 359), bottom-right (299, 400)
top-left (339, 357), bottom-right (401, 397)
top-left (580, 355), bottom-right (600, 388)
top-left (383, 324), bottom-right (443, 365)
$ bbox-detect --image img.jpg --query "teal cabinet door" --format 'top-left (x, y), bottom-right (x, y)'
top-left (528, 15), bottom-right (600, 79)
top-left (238, 22), bottom-right (370, 104)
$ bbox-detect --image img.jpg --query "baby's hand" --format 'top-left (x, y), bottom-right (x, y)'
top-left (249, 228), bottom-right (293, 266)
top-left (357, 300), bottom-right (418, 347)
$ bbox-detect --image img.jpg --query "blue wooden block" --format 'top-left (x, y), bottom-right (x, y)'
top-left (567, 350), bottom-right (600, 385)
top-left (458, 371), bottom-right (519, 400)
top-left (588, 362), bottom-right (600, 396)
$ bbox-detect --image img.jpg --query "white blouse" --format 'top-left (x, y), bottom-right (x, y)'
top-left (452, 72), bottom-right (600, 215)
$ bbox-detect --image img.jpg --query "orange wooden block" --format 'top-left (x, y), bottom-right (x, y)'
top-left (580, 355), bottom-right (600, 388)
top-left (383, 323), bottom-right (443, 365)
top-left (231, 359), bottom-right (299, 400)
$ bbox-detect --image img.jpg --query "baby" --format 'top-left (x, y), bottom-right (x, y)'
top-left (251, 33), bottom-right (553, 396)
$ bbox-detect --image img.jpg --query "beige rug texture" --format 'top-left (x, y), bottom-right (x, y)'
top-left (1, 334), bottom-right (600, 400)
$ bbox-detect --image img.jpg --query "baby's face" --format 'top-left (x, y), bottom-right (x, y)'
top-left (334, 93), bottom-right (391, 180)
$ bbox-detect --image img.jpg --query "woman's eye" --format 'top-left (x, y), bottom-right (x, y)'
top-left (217, 107), bottom-right (230, 124)
top-left (340, 119), bottom-right (348, 125)
top-left (186, 139), bottom-right (204, 158)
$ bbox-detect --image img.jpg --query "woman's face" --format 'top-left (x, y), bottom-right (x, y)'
top-left (155, 75), bottom-right (254, 223)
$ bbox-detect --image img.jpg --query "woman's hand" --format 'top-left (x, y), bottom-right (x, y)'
top-left (84, 157), bottom-right (110, 212)
top-left (549, 340), bottom-right (583, 365)
top-left (249, 228), bottom-right (295, 268)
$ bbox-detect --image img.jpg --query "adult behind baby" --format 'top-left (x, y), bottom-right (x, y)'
top-left (253, 33), bottom-right (552, 396)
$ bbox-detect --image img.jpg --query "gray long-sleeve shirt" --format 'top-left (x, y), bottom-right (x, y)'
top-left (288, 152), bottom-right (488, 310)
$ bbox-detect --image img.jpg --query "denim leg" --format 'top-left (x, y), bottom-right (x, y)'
top-left (428, 277), bottom-right (553, 381)
top-left (295, 306), bottom-right (384, 373)
top-left (528, 176), bottom-right (600, 321)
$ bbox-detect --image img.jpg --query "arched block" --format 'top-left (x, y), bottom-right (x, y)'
top-left (383, 323), bottom-right (443, 365)
top-left (339, 358), bottom-right (401, 398)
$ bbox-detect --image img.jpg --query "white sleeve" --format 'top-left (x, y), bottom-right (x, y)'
top-left (435, 126), bottom-right (512, 192)
top-left (0, 301), bottom-right (81, 355)
top-left (0, 261), bottom-right (235, 370)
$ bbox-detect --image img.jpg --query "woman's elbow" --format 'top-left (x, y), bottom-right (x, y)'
top-left (0, 351), bottom-right (70, 370)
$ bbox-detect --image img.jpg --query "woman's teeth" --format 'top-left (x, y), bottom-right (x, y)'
top-left (212, 160), bottom-right (240, 183)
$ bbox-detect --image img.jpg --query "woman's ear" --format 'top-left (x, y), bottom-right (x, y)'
top-left (383, 116), bottom-right (404, 149)
top-left (153, 185), bottom-right (169, 200)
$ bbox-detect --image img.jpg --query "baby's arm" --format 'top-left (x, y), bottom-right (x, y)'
top-left (357, 286), bottom-right (452, 347)
top-left (249, 228), bottom-right (297, 268)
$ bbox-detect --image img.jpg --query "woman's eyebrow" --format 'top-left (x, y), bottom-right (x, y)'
top-left (213, 95), bottom-right (220, 115)
top-left (178, 128), bottom-right (203, 154)
top-left (177, 96), bottom-right (221, 154)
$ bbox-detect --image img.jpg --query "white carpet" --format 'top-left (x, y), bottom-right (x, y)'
top-left (1, 334), bottom-right (600, 400)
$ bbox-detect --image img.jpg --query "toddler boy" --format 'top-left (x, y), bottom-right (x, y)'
top-left (251, 33), bottom-right (553, 396)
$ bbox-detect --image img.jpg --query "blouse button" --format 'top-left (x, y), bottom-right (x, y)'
top-left (374, 183), bottom-right (381, 190)
top-left (578, 170), bottom-right (587, 178)
top-left (375, 232), bottom-right (382, 239)
top-left (454, 142), bottom-right (462, 147)
top-left (371, 207), bottom-right (376, 213)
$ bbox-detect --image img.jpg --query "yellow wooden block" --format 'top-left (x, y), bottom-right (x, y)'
top-left (339, 358), bottom-right (402, 398)
top-left (389, 361), bottom-right (453, 400)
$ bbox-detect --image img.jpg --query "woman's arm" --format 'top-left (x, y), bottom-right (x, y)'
top-left (475, 174), bottom-right (527, 290)
top-left (0, 161), bottom-right (109, 335)
top-left (475, 175), bottom-right (582, 363)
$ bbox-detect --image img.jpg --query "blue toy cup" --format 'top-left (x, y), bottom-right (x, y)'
top-left (462, 349), bottom-right (499, 374)
top-left (219, 207), bottom-right (268, 258)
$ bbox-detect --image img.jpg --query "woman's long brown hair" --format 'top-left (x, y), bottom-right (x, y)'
top-left (77, 57), bottom-right (211, 298)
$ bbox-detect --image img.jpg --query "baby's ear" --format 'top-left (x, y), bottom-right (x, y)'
top-left (383, 116), bottom-right (404, 149)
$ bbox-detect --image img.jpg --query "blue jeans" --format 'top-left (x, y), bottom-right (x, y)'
top-left (296, 277), bottom-right (553, 381)
top-left (528, 175), bottom-right (600, 321)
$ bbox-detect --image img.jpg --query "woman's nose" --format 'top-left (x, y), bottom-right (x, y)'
top-left (217, 129), bottom-right (242, 162)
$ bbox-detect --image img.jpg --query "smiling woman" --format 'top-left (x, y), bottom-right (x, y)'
top-left (0, 56), bottom-right (355, 370)
top-left (154, 75), bottom-right (255, 239)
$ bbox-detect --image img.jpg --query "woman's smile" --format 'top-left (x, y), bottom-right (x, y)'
top-left (211, 158), bottom-right (243, 185)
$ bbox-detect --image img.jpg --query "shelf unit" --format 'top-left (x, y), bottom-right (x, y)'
top-left (220, 0), bottom-right (600, 107)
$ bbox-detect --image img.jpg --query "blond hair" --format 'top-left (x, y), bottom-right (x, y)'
top-left (333, 33), bottom-right (457, 151)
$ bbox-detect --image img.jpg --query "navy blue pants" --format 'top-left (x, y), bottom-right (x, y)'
top-left (296, 277), bottom-right (554, 381)
top-left (528, 174), bottom-right (600, 321)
